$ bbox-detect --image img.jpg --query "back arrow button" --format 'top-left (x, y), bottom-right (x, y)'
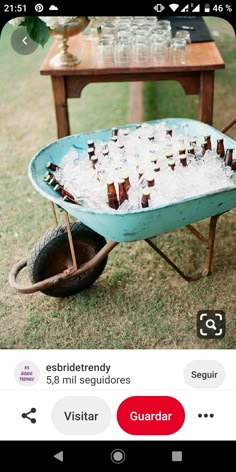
top-left (10, 26), bottom-right (38, 55)
top-left (54, 451), bottom-right (64, 462)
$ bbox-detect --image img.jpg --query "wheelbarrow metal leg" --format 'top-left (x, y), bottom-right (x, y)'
top-left (145, 214), bottom-right (222, 282)
top-left (145, 238), bottom-right (191, 282)
top-left (50, 201), bottom-right (58, 227)
top-left (203, 214), bottom-right (221, 276)
top-left (64, 211), bottom-right (77, 272)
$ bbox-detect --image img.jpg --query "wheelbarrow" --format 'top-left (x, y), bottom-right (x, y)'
top-left (9, 118), bottom-right (236, 298)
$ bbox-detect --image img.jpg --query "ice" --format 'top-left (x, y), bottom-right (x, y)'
top-left (49, 125), bottom-right (235, 211)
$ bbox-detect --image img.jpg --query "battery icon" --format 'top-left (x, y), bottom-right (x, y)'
top-left (204, 3), bottom-right (210, 12)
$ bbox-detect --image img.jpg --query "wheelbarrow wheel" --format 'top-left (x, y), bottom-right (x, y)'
top-left (27, 222), bottom-right (108, 297)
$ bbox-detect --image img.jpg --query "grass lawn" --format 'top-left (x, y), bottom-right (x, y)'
top-left (0, 17), bottom-right (236, 349)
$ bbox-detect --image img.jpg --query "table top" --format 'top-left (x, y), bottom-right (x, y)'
top-left (40, 35), bottom-right (225, 77)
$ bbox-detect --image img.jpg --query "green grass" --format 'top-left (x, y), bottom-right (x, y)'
top-left (1, 18), bottom-right (236, 349)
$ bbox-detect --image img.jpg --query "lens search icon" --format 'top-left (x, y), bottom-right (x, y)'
top-left (197, 311), bottom-right (225, 339)
top-left (205, 319), bottom-right (217, 330)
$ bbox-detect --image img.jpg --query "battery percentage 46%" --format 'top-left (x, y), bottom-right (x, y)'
top-left (213, 4), bottom-right (232, 12)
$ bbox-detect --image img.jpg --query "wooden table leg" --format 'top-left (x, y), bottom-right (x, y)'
top-left (198, 71), bottom-right (214, 125)
top-left (51, 76), bottom-right (70, 138)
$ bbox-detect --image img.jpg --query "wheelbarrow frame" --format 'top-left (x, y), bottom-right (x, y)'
top-left (9, 206), bottom-right (222, 294)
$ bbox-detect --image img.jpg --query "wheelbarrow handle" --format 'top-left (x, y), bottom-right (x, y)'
top-left (8, 240), bottom-right (119, 294)
top-left (8, 258), bottom-right (74, 294)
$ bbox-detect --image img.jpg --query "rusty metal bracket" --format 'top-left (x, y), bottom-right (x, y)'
top-left (145, 214), bottom-right (222, 282)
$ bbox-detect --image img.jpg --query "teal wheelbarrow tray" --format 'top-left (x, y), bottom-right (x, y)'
top-left (9, 118), bottom-right (236, 297)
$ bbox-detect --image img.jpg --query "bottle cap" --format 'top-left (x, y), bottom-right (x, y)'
top-left (54, 184), bottom-right (61, 191)
top-left (142, 188), bottom-right (151, 196)
top-left (146, 173), bottom-right (155, 182)
top-left (168, 159), bottom-right (176, 166)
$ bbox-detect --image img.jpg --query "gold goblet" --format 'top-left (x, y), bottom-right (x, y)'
top-left (50, 17), bottom-right (89, 67)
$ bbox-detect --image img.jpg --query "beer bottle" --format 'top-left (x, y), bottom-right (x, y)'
top-left (46, 161), bottom-right (60, 171)
top-left (63, 195), bottom-right (78, 205)
top-left (111, 136), bottom-right (118, 144)
top-left (166, 128), bottom-right (172, 137)
top-left (91, 155), bottom-right (98, 169)
top-left (179, 147), bottom-right (186, 156)
top-left (216, 138), bottom-right (225, 158)
top-left (88, 147), bottom-right (95, 160)
top-left (201, 141), bottom-right (208, 156)
top-left (148, 155), bottom-right (157, 165)
top-left (118, 179), bottom-right (128, 205)
top-left (107, 181), bottom-right (119, 210)
top-left (190, 139), bottom-right (197, 147)
top-left (225, 148), bottom-right (234, 167)
top-left (87, 139), bottom-right (95, 151)
top-left (138, 168), bottom-right (145, 179)
top-left (43, 171), bottom-right (53, 182)
top-left (231, 160), bottom-right (236, 171)
top-left (166, 153), bottom-right (173, 160)
top-left (141, 188), bottom-right (151, 208)
top-left (146, 174), bottom-right (155, 187)
top-left (187, 146), bottom-right (196, 158)
top-left (120, 175), bottom-right (131, 192)
top-left (168, 160), bottom-right (176, 171)
top-left (204, 135), bottom-right (212, 150)
top-left (111, 127), bottom-right (118, 137)
top-left (102, 148), bottom-right (109, 158)
top-left (54, 184), bottom-right (75, 202)
top-left (180, 155), bottom-right (188, 167)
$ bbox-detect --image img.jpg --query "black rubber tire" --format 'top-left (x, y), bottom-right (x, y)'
top-left (27, 222), bottom-right (108, 297)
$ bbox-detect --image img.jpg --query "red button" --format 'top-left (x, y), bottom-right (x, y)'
top-left (117, 396), bottom-right (185, 435)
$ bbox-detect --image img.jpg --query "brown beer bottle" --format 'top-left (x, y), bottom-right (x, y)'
top-left (107, 181), bottom-right (119, 210)
top-left (141, 188), bottom-right (151, 208)
top-left (54, 184), bottom-right (75, 202)
top-left (231, 160), bottom-right (236, 171)
top-left (122, 175), bottom-right (131, 192)
top-left (112, 127), bottom-right (118, 137)
top-left (146, 174), bottom-right (155, 187)
top-left (201, 141), bottom-right (208, 156)
top-left (46, 161), bottom-right (60, 171)
top-left (88, 147), bottom-right (95, 160)
top-left (168, 160), bottom-right (176, 171)
top-left (187, 146), bottom-right (196, 157)
top-left (180, 156), bottom-right (188, 167)
top-left (138, 168), bottom-right (145, 179)
top-left (179, 147), bottom-right (186, 156)
top-left (216, 138), bottom-right (225, 158)
top-left (63, 195), bottom-right (78, 205)
top-left (204, 135), bottom-right (212, 150)
top-left (118, 179), bottom-right (128, 205)
top-left (87, 139), bottom-right (95, 151)
top-left (91, 155), bottom-right (98, 169)
top-left (225, 148), bottom-right (234, 167)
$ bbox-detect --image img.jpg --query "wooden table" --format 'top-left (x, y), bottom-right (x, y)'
top-left (40, 35), bottom-right (225, 138)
